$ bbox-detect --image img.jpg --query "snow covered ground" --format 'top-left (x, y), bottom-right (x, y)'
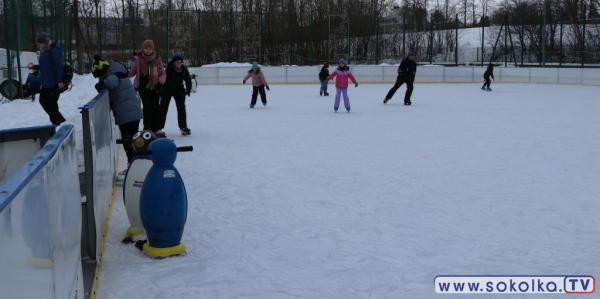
top-left (2, 80), bottom-right (600, 298)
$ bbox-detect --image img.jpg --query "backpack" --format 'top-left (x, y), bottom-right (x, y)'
top-left (61, 63), bottom-right (74, 92)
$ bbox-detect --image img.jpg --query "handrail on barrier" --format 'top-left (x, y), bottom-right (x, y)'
top-left (79, 89), bottom-right (108, 110)
top-left (0, 125), bottom-right (70, 212)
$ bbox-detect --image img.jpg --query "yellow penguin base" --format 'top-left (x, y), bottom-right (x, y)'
top-left (126, 227), bottom-right (145, 237)
top-left (143, 242), bottom-right (186, 258)
top-left (27, 256), bottom-right (53, 268)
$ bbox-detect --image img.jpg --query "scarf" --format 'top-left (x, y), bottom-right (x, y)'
top-left (139, 52), bottom-right (158, 90)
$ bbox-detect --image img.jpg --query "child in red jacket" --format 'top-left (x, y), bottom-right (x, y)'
top-left (326, 59), bottom-right (358, 112)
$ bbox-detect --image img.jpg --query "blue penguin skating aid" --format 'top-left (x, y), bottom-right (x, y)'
top-left (137, 138), bottom-right (193, 258)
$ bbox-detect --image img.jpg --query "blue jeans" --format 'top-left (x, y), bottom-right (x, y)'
top-left (320, 80), bottom-right (328, 93)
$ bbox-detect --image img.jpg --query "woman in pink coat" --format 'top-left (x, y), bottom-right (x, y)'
top-left (128, 39), bottom-right (167, 137)
top-left (326, 58), bottom-right (358, 112)
top-left (243, 61), bottom-right (270, 108)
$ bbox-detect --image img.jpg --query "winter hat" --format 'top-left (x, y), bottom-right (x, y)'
top-left (142, 39), bottom-right (154, 50)
top-left (407, 52), bottom-right (415, 57)
top-left (171, 53), bottom-right (183, 63)
top-left (36, 32), bottom-right (50, 44)
top-left (339, 58), bottom-right (346, 65)
top-left (91, 55), bottom-right (110, 78)
top-left (252, 61), bottom-right (259, 68)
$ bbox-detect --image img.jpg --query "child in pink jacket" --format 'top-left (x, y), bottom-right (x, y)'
top-left (326, 58), bottom-right (358, 112)
top-left (243, 61), bottom-right (270, 108)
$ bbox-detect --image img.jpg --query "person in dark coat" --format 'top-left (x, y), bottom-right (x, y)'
top-left (319, 61), bottom-right (330, 96)
top-left (384, 52), bottom-right (417, 105)
top-left (37, 32), bottom-right (66, 125)
top-left (92, 55), bottom-right (143, 163)
top-left (159, 54), bottom-right (192, 135)
top-left (482, 64), bottom-right (494, 91)
top-left (25, 65), bottom-right (41, 102)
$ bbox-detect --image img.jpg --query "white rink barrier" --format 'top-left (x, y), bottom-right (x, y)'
top-left (188, 66), bottom-right (600, 86)
top-left (79, 90), bottom-right (117, 261)
top-left (0, 125), bottom-right (84, 299)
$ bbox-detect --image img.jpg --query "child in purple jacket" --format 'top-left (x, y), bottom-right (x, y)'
top-left (243, 62), bottom-right (270, 108)
top-left (326, 59), bottom-right (358, 112)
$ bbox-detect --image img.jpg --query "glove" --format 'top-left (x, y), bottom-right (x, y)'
top-left (154, 83), bottom-right (163, 92)
top-left (355, 83), bottom-right (358, 88)
top-left (266, 85), bottom-right (270, 91)
top-left (94, 82), bottom-right (106, 93)
top-left (186, 90), bottom-right (191, 97)
top-left (243, 80), bottom-right (246, 84)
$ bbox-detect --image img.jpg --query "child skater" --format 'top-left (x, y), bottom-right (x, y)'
top-left (159, 54), bottom-right (192, 135)
top-left (482, 64), bottom-right (494, 91)
top-left (25, 64), bottom-right (42, 102)
top-left (243, 61), bottom-right (269, 108)
top-left (319, 61), bottom-right (329, 96)
top-left (325, 58), bottom-right (358, 112)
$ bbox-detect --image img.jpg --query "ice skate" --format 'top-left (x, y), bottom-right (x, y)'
top-left (180, 127), bottom-right (191, 135)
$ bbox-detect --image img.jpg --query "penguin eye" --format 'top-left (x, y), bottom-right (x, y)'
top-left (133, 132), bottom-right (140, 139)
top-left (143, 132), bottom-right (152, 139)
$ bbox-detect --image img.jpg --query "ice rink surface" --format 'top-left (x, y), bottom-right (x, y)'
top-left (6, 81), bottom-right (596, 298)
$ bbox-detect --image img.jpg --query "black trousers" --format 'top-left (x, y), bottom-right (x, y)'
top-left (484, 77), bottom-right (491, 88)
top-left (39, 86), bottom-right (65, 125)
top-left (251, 85), bottom-right (267, 105)
top-left (118, 120), bottom-right (140, 164)
top-left (138, 85), bottom-right (161, 132)
top-left (385, 75), bottom-right (414, 103)
top-left (159, 90), bottom-right (187, 129)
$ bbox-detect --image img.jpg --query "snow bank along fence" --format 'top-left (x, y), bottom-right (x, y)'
top-left (0, 125), bottom-right (84, 299)
top-left (190, 66), bottom-right (600, 86)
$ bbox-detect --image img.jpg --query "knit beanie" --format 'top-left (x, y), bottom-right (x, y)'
top-left (171, 54), bottom-right (183, 63)
top-left (407, 52), bottom-right (415, 58)
top-left (339, 58), bottom-right (346, 65)
top-left (92, 55), bottom-right (110, 78)
top-left (252, 61), bottom-right (259, 68)
top-left (36, 32), bottom-right (50, 44)
top-left (142, 40), bottom-right (154, 50)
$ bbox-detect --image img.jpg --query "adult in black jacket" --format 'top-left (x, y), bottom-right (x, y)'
top-left (319, 61), bottom-right (330, 96)
top-left (159, 54), bottom-right (192, 135)
top-left (384, 52), bottom-right (417, 105)
top-left (482, 64), bottom-right (494, 91)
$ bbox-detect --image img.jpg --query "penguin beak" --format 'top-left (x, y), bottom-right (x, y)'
top-left (135, 138), bottom-right (145, 149)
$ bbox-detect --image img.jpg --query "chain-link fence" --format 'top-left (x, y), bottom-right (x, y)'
top-left (2, 2), bottom-right (599, 100)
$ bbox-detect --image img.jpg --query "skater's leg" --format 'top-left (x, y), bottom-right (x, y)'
top-left (148, 91), bottom-right (162, 132)
top-left (118, 120), bottom-right (140, 164)
top-left (404, 81), bottom-right (414, 104)
top-left (334, 87), bottom-right (342, 109)
top-left (258, 84), bottom-right (267, 103)
top-left (342, 88), bottom-right (350, 109)
top-left (320, 80), bottom-right (324, 93)
top-left (385, 75), bottom-right (405, 100)
top-left (484, 77), bottom-right (491, 88)
top-left (138, 87), bottom-right (152, 130)
top-left (158, 92), bottom-right (173, 129)
top-left (251, 86), bottom-right (259, 105)
top-left (173, 92), bottom-right (187, 128)
top-left (39, 87), bottom-right (65, 125)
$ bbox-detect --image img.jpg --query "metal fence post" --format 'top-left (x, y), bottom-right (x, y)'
top-left (347, 13), bottom-right (351, 64)
top-left (376, 13), bottom-right (379, 65)
top-left (289, 10), bottom-right (292, 65)
top-left (167, 8), bottom-right (170, 58)
top-left (582, 4), bottom-right (586, 67)
top-left (504, 15), bottom-right (508, 67)
top-left (99, 6), bottom-right (102, 57)
top-left (310, 13), bottom-right (313, 65)
top-left (455, 14), bottom-right (458, 66)
top-left (481, 14), bottom-right (485, 66)
top-left (197, 9), bottom-right (201, 66)
top-left (559, 8), bottom-right (563, 67)
top-left (403, 12), bottom-right (406, 57)
top-left (229, 8), bottom-right (233, 63)
top-left (521, 13), bottom-right (524, 66)
top-left (259, 10), bottom-right (263, 65)
top-left (429, 14), bottom-right (433, 64)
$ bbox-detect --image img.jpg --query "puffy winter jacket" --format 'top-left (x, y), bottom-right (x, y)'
top-left (243, 69), bottom-right (268, 87)
top-left (128, 54), bottom-right (167, 89)
top-left (163, 61), bottom-right (192, 95)
top-left (484, 65), bottom-right (494, 80)
top-left (319, 66), bottom-right (329, 81)
top-left (327, 65), bottom-right (357, 88)
top-left (38, 42), bottom-right (64, 88)
top-left (398, 57), bottom-right (417, 82)
top-left (100, 62), bottom-right (143, 125)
